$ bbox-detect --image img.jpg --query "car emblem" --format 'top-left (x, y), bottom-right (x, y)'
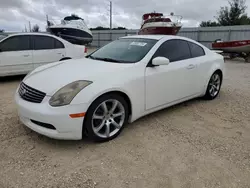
top-left (21, 88), bottom-right (27, 96)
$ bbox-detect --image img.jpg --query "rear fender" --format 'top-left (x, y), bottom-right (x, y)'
top-left (203, 63), bottom-right (223, 94)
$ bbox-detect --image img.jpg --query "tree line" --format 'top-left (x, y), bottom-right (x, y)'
top-left (200, 0), bottom-right (250, 27)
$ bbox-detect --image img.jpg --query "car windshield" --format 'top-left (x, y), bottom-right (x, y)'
top-left (87, 38), bottom-right (158, 63)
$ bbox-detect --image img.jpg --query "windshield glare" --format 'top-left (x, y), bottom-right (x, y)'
top-left (89, 38), bottom-right (157, 63)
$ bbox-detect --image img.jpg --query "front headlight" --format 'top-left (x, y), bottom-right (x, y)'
top-left (49, 80), bottom-right (92, 107)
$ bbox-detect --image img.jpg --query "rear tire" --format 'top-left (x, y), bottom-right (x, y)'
top-left (204, 71), bottom-right (222, 100)
top-left (83, 94), bottom-right (129, 142)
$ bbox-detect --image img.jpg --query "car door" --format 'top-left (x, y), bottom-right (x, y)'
top-left (187, 41), bottom-right (207, 93)
top-left (145, 39), bottom-right (199, 110)
top-left (0, 35), bottom-right (33, 76)
top-left (32, 35), bottom-right (66, 69)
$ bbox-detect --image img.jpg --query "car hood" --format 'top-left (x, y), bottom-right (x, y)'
top-left (23, 58), bottom-right (133, 96)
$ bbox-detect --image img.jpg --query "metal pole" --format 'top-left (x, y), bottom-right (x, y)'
top-left (46, 15), bottom-right (49, 26)
top-left (29, 21), bottom-right (31, 32)
top-left (110, 1), bottom-right (112, 30)
top-left (228, 29), bottom-right (231, 41)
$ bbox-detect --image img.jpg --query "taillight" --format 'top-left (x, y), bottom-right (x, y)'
top-left (84, 47), bottom-right (87, 53)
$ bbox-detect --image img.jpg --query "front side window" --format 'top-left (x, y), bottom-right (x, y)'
top-left (87, 38), bottom-right (158, 63)
top-left (153, 39), bottom-right (192, 62)
top-left (0, 35), bottom-right (30, 52)
top-left (34, 36), bottom-right (55, 50)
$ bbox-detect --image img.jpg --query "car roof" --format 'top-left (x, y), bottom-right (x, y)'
top-left (120, 35), bottom-right (188, 41)
top-left (2, 32), bottom-right (72, 45)
top-left (7, 32), bottom-right (57, 37)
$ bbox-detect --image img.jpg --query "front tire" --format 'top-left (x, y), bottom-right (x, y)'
top-left (83, 94), bottom-right (129, 142)
top-left (204, 71), bottom-right (222, 100)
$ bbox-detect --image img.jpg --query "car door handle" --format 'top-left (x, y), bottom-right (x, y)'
top-left (186, 64), bottom-right (195, 69)
top-left (23, 54), bottom-right (30, 57)
top-left (57, 53), bottom-right (62, 55)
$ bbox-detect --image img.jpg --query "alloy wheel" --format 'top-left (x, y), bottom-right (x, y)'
top-left (91, 99), bottom-right (125, 138)
top-left (208, 73), bottom-right (221, 97)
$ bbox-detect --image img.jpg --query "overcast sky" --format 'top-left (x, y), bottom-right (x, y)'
top-left (1, 0), bottom-right (250, 32)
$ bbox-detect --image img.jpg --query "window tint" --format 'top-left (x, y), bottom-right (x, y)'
top-left (55, 39), bottom-right (64, 49)
top-left (188, 42), bottom-right (205, 58)
top-left (34, 36), bottom-right (55, 50)
top-left (154, 39), bottom-right (191, 62)
top-left (0, 35), bottom-right (30, 52)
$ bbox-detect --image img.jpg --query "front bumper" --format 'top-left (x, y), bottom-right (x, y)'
top-left (15, 92), bottom-right (88, 140)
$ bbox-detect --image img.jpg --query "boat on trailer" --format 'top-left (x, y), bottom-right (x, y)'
top-left (212, 39), bottom-right (250, 62)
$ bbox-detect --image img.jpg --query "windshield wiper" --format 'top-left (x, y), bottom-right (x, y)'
top-left (94, 57), bottom-right (122, 63)
top-left (87, 56), bottom-right (131, 63)
top-left (86, 55), bottom-right (96, 60)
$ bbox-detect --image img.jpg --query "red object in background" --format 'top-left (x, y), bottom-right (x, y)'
top-left (212, 40), bottom-right (250, 53)
top-left (138, 12), bottom-right (182, 36)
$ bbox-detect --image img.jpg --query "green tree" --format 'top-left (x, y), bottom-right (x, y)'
top-left (200, 21), bottom-right (220, 27)
top-left (32, 24), bottom-right (40, 32)
top-left (200, 0), bottom-right (250, 27)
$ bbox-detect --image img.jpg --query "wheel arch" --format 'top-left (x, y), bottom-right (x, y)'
top-left (82, 90), bottom-right (133, 139)
top-left (60, 57), bottom-right (72, 61)
top-left (203, 68), bottom-right (224, 95)
top-left (214, 69), bottom-right (223, 80)
top-left (85, 90), bottom-right (133, 120)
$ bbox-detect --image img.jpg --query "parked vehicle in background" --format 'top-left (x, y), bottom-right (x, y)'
top-left (0, 33), bottom-right (87, 77)
top-left (15, 35), bottom-right (225, 142)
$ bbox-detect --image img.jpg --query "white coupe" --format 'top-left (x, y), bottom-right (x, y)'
top-left (15, 35), bottom-right (225, 142)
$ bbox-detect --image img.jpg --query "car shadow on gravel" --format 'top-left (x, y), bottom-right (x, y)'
top-left (0, 75), bottom-right (25, 83)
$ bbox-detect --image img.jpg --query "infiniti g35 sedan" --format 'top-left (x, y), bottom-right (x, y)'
top-left (15, 35), bottom-right (225, 142)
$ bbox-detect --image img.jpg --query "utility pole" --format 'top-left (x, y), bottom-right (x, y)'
top-left (46, 14), bottom-right (49, 27)
top-left (109, 1), bottom-right (112, 30)
top-left (28, 21), bottom-right (31, 32)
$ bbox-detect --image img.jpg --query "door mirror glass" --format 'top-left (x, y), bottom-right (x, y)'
top-left (152, 56), bottom-right (170, 66)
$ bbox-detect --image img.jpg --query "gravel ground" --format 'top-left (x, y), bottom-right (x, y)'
top-left (0, 59), bottom-right (250, 188)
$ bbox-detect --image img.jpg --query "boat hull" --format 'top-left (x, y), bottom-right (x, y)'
top-left (212, 40), bottom-right (250, 53)
top-left (48, 27), bottom-right (93, 45)
top-left (138, 26), bottom-right (181, 35)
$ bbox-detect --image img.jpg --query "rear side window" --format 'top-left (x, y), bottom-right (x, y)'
top-left (33, 36), bottom-right (64, 50)
top-left (55, 39), bottom-right (64, 49)
top-left (154, 39), bottom-right (192, 62)
top-left (0, 35), bottom-right (30, 52)
top-left (34, 36), bottom-right (54, 50)
top-left (188, 42), bottom-right (205, 58)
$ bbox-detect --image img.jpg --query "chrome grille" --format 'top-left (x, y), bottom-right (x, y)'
top-left (18, 82), bottom-right (46, 103)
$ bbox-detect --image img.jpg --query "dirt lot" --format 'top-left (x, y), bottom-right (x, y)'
top-left (0, 59), bottom-right (250, 188)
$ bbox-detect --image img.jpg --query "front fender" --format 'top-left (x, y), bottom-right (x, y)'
top-left (70, 78), bottom-right (145, 122)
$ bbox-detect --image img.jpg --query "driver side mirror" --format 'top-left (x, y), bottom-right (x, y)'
top-left (152, 57), bottom-right (170, 66)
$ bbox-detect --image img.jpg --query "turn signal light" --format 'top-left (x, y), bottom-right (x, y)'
top-left (69, 113), bottom-right (86, 118)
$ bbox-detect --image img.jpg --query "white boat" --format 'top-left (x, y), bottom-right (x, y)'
top-left (47, 15), bottom-right (93, 45)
